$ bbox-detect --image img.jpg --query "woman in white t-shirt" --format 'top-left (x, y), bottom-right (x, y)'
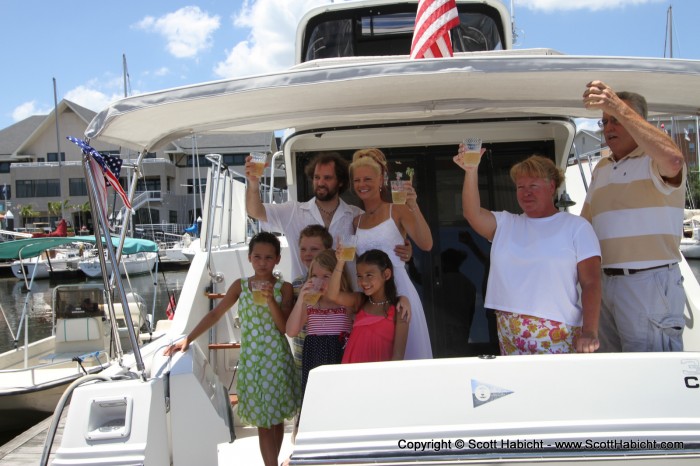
top-left (455, 152), bottom-right (601, 354)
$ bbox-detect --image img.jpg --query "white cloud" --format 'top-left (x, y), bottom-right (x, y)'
top-left (12, 101), bottom-right (51, 122)
top-left (153, 67), bottom-right (170, 77)
top-left (214, 0), bottom-right (331, 78)
top-left (136, 6), bottom-right (220, 59)
top-left (516, 0), bottom-right (664, 12)
top-left (64, 85), bottom-right (124, 112)
top-left (575, 118), bottom-right (601, 133)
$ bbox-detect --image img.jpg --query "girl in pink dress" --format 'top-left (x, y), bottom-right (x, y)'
top-left (326, 248), bottom-right (409, 363)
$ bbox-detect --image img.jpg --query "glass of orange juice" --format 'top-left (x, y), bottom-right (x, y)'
top-left (462, 137), bottom-right (483, 167)
top-left (339, 234), bottom-right (357, 261)
top-left (249, 152), bottom-right (267, 178)
top-left (251, 280), bottom-right (269, 305)
top-left (390, 179), bottom-right (408, 204)
top-left (304, 277), bottom-right (324, 305)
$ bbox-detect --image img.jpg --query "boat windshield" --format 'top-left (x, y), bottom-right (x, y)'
top-left (54, 286), bottom-right (106, 319)
top-left (303, 7), bottom-right (503, 62)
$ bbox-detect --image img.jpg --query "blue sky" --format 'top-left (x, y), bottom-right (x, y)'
top-left (0, 0), bottom-right (696, 131)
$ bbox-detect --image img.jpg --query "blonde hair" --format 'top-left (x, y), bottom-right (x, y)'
top-left (350, 148), bottom-right (388, 179)
top-left (510, 155), bottom-right (563, 189)
top-left (308, 249), bottom-right (352, 293)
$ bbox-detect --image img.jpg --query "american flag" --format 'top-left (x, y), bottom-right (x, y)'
top-left (67, 136), bottom-right (132, 212)
top-left (410, 0), bottom-right (460, 59)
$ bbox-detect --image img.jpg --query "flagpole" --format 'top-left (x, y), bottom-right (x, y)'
top-left (53, 78), bottom-right (61, 168)
top-left (53, 78), bottom-right (64, 223)
top-left (83, 151), bottom-right (145, 374)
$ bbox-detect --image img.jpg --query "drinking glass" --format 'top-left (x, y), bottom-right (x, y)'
top-left (249, 152), bottom-right (267, 178)
top-left (251, 280), bottom-right (269, 305)
top-left (339, 234), bottom-right (357, 261)
top-left (462, 137), bottom-right (483, 167)
top-left (303, 277), bottom-right (324, 305)
top-left (390, 180), bottom-right (407, 204)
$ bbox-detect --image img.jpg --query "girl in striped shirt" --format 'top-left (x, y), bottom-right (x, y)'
top-left (286, 249), bottom-right (353, 399)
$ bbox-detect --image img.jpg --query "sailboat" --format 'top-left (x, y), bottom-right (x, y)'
top-left (42, 1), bottom-right (700, 465)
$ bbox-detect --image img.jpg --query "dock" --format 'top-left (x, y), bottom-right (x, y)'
top-left (0, 411), bottom-right (65, 465)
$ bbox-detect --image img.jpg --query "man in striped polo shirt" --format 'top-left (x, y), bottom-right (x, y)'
top-left (580, 80), bottom-right (686, 352)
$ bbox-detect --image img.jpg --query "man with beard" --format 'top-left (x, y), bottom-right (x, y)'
top-left (245, 151), bottom-right (411, 279)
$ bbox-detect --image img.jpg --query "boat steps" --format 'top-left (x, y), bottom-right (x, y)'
top-left (208, 342), bottom-right (240, 406)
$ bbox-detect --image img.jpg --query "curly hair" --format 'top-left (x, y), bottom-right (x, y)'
top-left (304, 151), bottom-right (350, 194)
top-left (350, 148), bottom-right (388, 178)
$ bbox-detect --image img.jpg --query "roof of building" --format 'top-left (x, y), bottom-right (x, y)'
top-left (0, 116), bottom-right (45, 156)
top-left (0, 99), bottom-right (275, 159)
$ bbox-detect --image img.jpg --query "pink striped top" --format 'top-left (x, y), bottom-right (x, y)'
top-left (306, 305), bottom-right (353, 336)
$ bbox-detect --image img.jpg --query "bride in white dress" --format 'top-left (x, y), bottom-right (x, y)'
top-left (349, 148), bottom-right (433, 359)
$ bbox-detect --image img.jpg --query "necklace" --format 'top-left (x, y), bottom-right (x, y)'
top-left (365, 203), bottom-right (383, 216)
top-left (316, 200), bottom-right (339, 217)
top-left (368, 296), bottom-right (390, 306)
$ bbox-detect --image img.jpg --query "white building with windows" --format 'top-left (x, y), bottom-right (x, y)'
top-left (0, 99), bottom-right (277, 233)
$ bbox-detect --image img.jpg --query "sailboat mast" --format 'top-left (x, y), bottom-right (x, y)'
top-left (667, 6), bottom-right (673, 58)
top-left (53, 78), bottom-right (61, 167)
top-left (123, 54), bottom-right (128, 98)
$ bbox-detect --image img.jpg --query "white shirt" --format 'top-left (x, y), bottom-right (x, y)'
top-left (262, 198), bottom-right (362, 278)
top-left (485, 211), bottom-right (601, 326)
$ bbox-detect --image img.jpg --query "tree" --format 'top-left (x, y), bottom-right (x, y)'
top-left (73, 201), bottom-right (91, 229)
top-left (47, 199), bottom-right (70, 221)
top-left (18, 204), bottom-right (38, 227)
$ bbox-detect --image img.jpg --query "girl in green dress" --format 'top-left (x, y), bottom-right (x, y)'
top-left (165, 232), bottom-right (299, 466)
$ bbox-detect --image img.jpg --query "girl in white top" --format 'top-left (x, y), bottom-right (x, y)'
top-left (455, 152), bottom-right (601, 354)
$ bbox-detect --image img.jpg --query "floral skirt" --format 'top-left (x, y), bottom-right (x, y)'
top-left (496, 310), bottom-right (580, 355)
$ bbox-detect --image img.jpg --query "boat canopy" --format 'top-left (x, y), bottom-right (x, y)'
top-left (85, 54), bottom-right (700, 152)
top-left (0, 236), bottom-right (158, 260)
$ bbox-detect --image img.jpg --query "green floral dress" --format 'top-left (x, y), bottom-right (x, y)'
top-left (237, 278), bottom-right (300, 428)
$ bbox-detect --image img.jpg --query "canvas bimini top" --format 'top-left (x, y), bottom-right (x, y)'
top-left (85, 53), bottom-right (700, 153)
top-left (0, 236), bottom-right (158, 260)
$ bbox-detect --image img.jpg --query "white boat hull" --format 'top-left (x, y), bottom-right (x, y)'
top-left (78, 252), bottom-right (158, 278)
top-left (0, 336), bottom-right (109, 433)
top-left (10, 254), bottom-right (81, 279)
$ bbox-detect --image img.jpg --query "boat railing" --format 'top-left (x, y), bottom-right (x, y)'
top-left (0, 350), bottom-right (109, 385)
top-left (0, 302), bottom-right (17, 343)
top-left (569, 144), bottom-right (605, 192)
top-left (203, 154), bottom-right (229, 283)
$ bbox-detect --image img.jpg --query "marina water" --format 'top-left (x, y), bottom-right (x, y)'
top-left (0, 266), bottom-right (188, 445)
top-left (0, 267), bottom-right (188, 354)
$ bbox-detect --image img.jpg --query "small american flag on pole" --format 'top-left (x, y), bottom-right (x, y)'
top-left (410, 0), bottom-right (460, 59)
top-left (67, 136), bottom-right (132, 212)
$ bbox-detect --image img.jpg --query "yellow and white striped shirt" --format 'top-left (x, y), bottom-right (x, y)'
top-left (580, 147), bottom-right (685, 268)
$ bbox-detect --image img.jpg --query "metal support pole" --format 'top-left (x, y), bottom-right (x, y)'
top-left (83, 154), bottom-right (145, 374)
